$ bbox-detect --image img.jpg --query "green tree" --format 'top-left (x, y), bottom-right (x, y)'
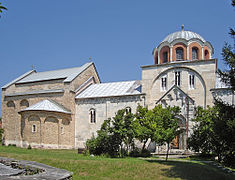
top-left (151, 105), bottom-right (181, 161)
top-left (86, 109), bottom-right (136, 157)
top-left (188, 103), bottom-right (235, 167)
top-left (218, 1), bottom-right (235, 90)
top-left (134, 105), bottom-right (154, 151)
top-left (0, 2), bottom-right (7, 17)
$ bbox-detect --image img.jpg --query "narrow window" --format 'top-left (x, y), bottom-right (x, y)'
top-left (189, 73), bottom-right (195, 89)
top-left (192, 47), bottom-right (198, 60)
top-left (161, 76), bottom-right (167, 91)
top-left (125, 107), bottom-right (131, 114)
top-left (176, 48), bottom-right (184, 60)
top-left (175, 71), bottom-right (181, 86)
top-left (90, 109), bottom-right (96, 123)
top-left (204, 50), bottom-right (209, 59)
top-left (60, 126), bottom-right (64, 134)
top-left (163, 52), bottom-right (168, 63)
top-left (32, 124), bottom-right (36, 133)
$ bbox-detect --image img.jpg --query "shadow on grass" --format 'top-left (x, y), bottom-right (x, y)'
top-left (145, 159), bottom-right (234, 180)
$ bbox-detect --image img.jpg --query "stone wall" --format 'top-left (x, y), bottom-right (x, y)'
top-left (75, 95), bottom-right (144, 149)
top-left (1, 63), bottom-right (100, 148)
top-left (141, 59), bottom-right (217, 109)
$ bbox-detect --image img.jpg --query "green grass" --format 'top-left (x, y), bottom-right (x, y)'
top-left (0, 146), bottom-right (234, 180)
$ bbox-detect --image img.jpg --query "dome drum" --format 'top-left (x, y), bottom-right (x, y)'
top-left (153, 29), bottom-right (214, 64)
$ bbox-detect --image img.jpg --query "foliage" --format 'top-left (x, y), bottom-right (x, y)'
top-left (134, 105), bottom-right (154, 151)
top-left (151, 105), bottom-right (181, 161)
top-left (0, 2), bottom-right (7, 16)
top-left (0, 128), bottom-right (3, 144)
top-left (218, 0), bottom-right (235, 90)
top-left (188, 102), bottom-right (235, 168)
top-left (86, 109), bottom-right (136, 157)
top-left (86, 105), bottom-right (182, 159)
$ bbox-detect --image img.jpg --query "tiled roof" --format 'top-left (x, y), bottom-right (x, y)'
top-left (19, 99), bottom-right (71, 114)
top-left (2, 70), bottom-right (35, 89)
top-left (76, 80), bottom-right (142, 99)
top-left (16, 62), bottom-right (93, 84)
top-left (162, 30), bottom-right (206, 43)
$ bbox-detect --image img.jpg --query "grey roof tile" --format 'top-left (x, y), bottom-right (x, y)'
top-left (16, 62), bottom-right (93, 84)
top-left (2, 70), bottom-right (35, 89)
top-left (76, 80), bottom-right (142, 99)
top-left (19, 99), bottom-right (71, 114)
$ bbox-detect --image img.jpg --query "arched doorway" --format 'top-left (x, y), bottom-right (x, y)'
top-left (171, 115), bottom-right (186, 150)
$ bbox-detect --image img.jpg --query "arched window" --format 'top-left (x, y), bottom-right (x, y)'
top-left (204, 50), bottom-right (209, 59)
top-left (192, 47), bottom-right (198, 60)
top-left (20, 99), bottom-right (29, 107)
top-left (90, 109), bottom-right (96, 123)
top-left (163, 52), bottom-right (168, 63)
top-left (125, 107), bottom-right (131, 114)
top-left (176, 48), bottom-right (184, 60)
top-left (7, 100), bottom-right (15, 108)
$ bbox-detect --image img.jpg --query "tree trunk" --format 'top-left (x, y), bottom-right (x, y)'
top-left (142, 140), bottom-right (147, 152)
top-left (166, 143), bottom-right (170, 161)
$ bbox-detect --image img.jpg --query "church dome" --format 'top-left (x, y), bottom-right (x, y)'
top-left (162, 30), bottom-right (206, 43)
top-left (153, 26), bottom-right (214, 65)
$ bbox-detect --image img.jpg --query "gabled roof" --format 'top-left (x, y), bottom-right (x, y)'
top-left (156, 85), bottom-right (194, 105)
top-left (2, 70), bottom-right (35, 89)
top-left (15, 62), bottom-right (93, 84)
top-left (76, 80), bottom-right (142, 99)
top-left (19, 99), bottom-right (71, 114)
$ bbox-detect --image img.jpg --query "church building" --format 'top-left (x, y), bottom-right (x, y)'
top-left (1, 28), bottom-right (233, 150)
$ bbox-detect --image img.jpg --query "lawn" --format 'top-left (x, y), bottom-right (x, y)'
top-left (0, 146), bottom-right (234, 180)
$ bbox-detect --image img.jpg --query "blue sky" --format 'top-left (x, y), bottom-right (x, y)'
top-left (0, 0), bottom-right (234, 114)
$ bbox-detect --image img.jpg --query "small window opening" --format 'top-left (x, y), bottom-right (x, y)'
top-left (90, 109), bottom-right (96, 123)
top-left (32, 125), bottom-right (36, 133)
top-left (163, 52), bottom-right (168, 63)
top-left (176, 48), bottom-right (184, 60)
top-left (189, 73), bottom-right (195, 89)
top-left (161, 76), bottom-right (167, 91)
top-left (125, 107), bottom-right (132, 114)
top-left (192, 47), bottom-right (198, 60)
top-left (175, 71), bottom-right (181, 86)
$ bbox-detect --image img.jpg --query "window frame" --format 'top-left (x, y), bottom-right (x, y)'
top-left (90, 108), bottom-right (96, 123)
top-left (32, 124), bottom-right (36, 133)
top-left (161, 75), bottom-right (167, 91)
top-left (163, 51), bottom-right (168, 63)
top-left (176, 47), bottom-right (184, 60)
top-left (175, 71), bottom-right (181, 86)
top-left (189, 72), bottom-right (195, 89)
top-left (192, 47), bottom-right (198, 60)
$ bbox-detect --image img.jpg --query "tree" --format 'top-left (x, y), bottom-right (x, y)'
top-left (151, 105), bottom-right (181, 161)
top-left (0, 2), bottom-right (7, 17)
top-left (188, 103), bottom-right (235, 167)
top-left (86, 109), bottom-right (136, 157)
top-left (134, 105), bottom-right (154, 151)
top-left (218, 1), bottom-right (235, 90)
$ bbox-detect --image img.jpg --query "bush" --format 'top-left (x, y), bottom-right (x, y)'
top-left (130, 148), bottom-right (151, 157)
top-left (0, 128), bottom-right (4, 144)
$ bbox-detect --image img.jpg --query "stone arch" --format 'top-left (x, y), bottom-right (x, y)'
top-left (23, 115), bottom-right (41, 144)
top-left (7, 100), bottom-right (15, 108)
top-left (43, 116), bottom-right (59, 146)
top-left (159, 46), bottom-right (170, 64)
top-left (189, 42), bottom-right (202, 60)
top-left (20, 99), bottom-right (29, 108)
top-left (172, 115), bottom-right (187, 150)
top-left (151, 66), bottom-right (207, 108)
top-left (172, 43), bottom-right (187, 61)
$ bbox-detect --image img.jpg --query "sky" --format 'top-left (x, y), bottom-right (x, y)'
top-left (0, 0), bottom-right (234, 114)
